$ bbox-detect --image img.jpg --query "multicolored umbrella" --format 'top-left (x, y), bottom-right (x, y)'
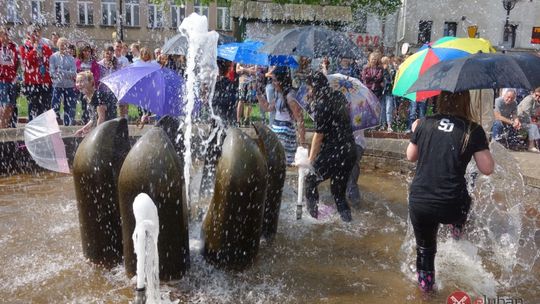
top-left (393, 37), bottom-right (495, 101)
top-left (327, 74), bottom-right (381, 131)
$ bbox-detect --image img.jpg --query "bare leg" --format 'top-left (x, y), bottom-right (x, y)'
top-left (236, 100), bottom-right (245, 125)
top-left (118, 104), bottom-right (129, 119)
top-left (0, 105), bottom-right (13, 129)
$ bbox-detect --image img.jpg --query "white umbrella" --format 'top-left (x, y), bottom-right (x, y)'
top-left (24, 110), bottom-right (70, 174)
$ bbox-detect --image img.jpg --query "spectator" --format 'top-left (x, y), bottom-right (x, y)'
top-left (304, 71), bottom-right (357, 222)
top-left (292, 56), bottom-right (312, 89)
top-left (381, 56), bottom-right (397, 132)
top-left (407, 99), bottom-right (428, 133)
top-left (114, 40), bottom-right (130, 68)
top-left (74, 71), bottom-right (117, 136)
top-left (20, 25), bottom-right (53, 121)
top-left (76, 44), bottom-right (100, 123)
top-left (0, 26), bottom-right (19, 128)
top-left (130, 43), bottom-right (141, 63)
top-left (49, 37), bottom-right (77, 125)
top-left (320, 56), bottom-right (330, 75)
top-left (335, 57), bottom-right (358, 78)
top-left (361, 52), bottom-right (383, 98)
top-left (122, 42), bottom-right (133, 63)
top-left (236, 63), bottom-right (258, 126)
top-left (50, 32), bottom-right (59, 53)
top-left (153, 48), bottom-right (162, 64)
top-left (492, 89), bottom-right (521, 147)
top-left (517, 87), bottom-right (540, 152)
top-left (97, 45), bottom-right (122, 118)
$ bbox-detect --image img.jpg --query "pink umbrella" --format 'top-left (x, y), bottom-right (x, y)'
top-left (24, 109), bottom-right (70, 174)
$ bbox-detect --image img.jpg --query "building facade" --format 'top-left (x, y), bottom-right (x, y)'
top-left (396, 0), bottom-right (540, 53)
top-left (1, 0), bottom-right (233, 49)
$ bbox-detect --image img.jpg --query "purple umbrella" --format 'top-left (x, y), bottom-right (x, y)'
top-left (100, 62), bottom-right (186, 116)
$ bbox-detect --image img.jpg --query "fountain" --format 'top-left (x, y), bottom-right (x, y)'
top-left (1, 10), bottom-right (540, 304)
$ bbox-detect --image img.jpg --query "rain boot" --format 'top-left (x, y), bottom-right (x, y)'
top-left (336, 200), bottom-right (352, 222)
top-left (306, 199), bottom-right (318, 219)
top-left (416, 245), bottom-right (436, 293)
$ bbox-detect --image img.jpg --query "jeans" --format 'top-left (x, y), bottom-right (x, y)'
top-left (25, 84), bottom-right (52, 122)
top-left (408, 101), bottom-right (427, 130)
top-left (491, 119), bottom-right (520, 143)
top-left (380, 94), bottom-right (395, 127)
top-left (346, 144), bottom-right (365, 206)
top-left (52, 87), bottom-right (77, 125)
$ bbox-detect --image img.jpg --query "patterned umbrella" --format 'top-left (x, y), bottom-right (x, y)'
top-left (393, 37), bottom-right (495, 101)
top-left (327, 74), bottom-right (381, 131)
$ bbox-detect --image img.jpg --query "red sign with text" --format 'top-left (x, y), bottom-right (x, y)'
top-left (347, 33), bottom-right (380, 47)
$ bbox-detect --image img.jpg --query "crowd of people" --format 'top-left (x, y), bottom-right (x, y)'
top-left (2, 23), bottom-right (539, 295)
top-left (0, 25), bottom-right (186, 132)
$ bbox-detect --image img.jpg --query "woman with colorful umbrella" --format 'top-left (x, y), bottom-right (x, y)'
top-left (393, 37), bottom-right (495, 131)
top-left (406, 91), bottom-right (494, 293)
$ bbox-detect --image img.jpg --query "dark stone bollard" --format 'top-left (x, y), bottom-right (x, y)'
top-left (252, 122), bottom-right (286, 241)
top-left (72, 118), bottom-right (130, 268)
top-left (118, 127), bottom-right (189, 281)
top-left (201, 128), bottom-right (268, 270)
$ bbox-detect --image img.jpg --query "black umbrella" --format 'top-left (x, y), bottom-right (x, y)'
top-left (259, 26), bottom-right (363, 59)
top-left (407, 52), bottom-right (540, 94)
top-left (163, 31), bottom-right (236, 55)
top-left (162, 31), bottom-right (189, 55)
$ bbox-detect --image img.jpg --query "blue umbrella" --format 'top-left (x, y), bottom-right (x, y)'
top-left (218, 41), bottom-right (298, 67)
top-left (100, 62), bottom-right (192, 117)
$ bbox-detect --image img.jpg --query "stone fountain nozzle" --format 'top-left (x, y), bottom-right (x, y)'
top-left (134, 286), bottom-right (146, 304)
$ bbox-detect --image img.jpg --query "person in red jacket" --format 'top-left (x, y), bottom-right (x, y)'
top-left (19, 25), bottom-right (53, 121)
top-left (0, 26), bottom-right (19, 128)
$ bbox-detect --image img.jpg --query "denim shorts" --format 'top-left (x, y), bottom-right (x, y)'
top-left (0, 82), bottom-right (17, 106)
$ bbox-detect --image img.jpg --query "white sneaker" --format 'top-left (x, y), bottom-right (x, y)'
top-left (528, 147), bottom-right (540, 153)
top-left (388, 126), bottom-right (394, 132)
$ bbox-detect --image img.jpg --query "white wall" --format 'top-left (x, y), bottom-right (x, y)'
top-left (397, 0), bottom-right (540, 51)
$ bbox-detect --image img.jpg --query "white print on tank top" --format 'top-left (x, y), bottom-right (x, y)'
top-left (438, 118), bottom-right (454, 132)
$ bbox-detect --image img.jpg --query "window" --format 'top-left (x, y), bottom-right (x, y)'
top-left (31, 0), bottom-right (46, 24)
top-left (102, 0), bottom-right (116, 26)
top-left (171, 2), bottom-right (185, 29)
top-left (6, 0), bottom-right (20, 23)
top-left (418, 20), bottom-right (433, 44)
top-left (444, 22), bottom-right (457, 37)
top-left (217, 6), bottom-right (231, 31)
top-left (55, 0), bottom-right (70, 25)
top-left (125, 0), bottom-right (140, 27)
top-left (78, 1), bottom-right (94, 25)
top-left (148, 4), bottom-right (164, 28)
top-left (194, 1), bottom-right (209, 18)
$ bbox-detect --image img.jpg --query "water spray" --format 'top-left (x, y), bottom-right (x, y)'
top-left (293, 147), bottom-right (311, 220)
top-left (132, 193), bottom-right (160, 304)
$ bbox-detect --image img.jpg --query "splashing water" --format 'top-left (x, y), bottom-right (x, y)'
top-left (179, 13), bottom-right (219, 212)
top-left (132, 193), bottom-right (160, 304)
top-left (400, 140), bottom-right (540, 297)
